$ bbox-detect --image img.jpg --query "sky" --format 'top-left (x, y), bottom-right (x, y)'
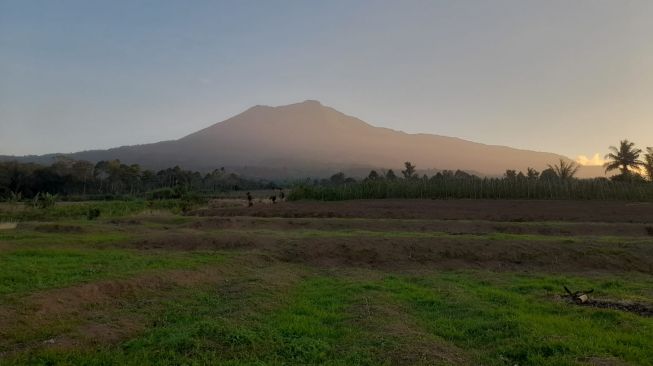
top-left (1, 0), bottom-right (652, 164)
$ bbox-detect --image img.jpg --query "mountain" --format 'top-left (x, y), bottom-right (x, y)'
top-left (1, 100), bottom-right (605, 178)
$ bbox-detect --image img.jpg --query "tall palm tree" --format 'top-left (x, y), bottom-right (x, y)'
top-left (548, 159), bottom-right (580, 180)
top-left (644, 147), bottom-right (653, 181)
top-left (603, 140), bottom-right (643, 175)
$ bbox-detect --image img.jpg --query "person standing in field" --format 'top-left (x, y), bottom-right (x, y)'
top-left (247, 192), bottom-right (253, 207)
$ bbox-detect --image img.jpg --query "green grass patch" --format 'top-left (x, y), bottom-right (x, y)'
top-left (382, 272), bottom-right (653, 365)
top-left (0, 248), bottom-right (224, 297)
top-left (0, 229), bottom-right (131, 247)
top-left (6, 275), bottom-right (383, 365)
top-left (2, 270), bottom-right (652, 365)
top-left (0, 200), bottom-right (189, 222)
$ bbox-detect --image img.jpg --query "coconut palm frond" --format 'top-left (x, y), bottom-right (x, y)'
top-left (548, 159), bottom-right (580, 180)
top-left (603, 140), bottom-right (644, 175)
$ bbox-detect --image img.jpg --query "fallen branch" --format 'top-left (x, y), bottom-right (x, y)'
top-left (563, 286), bottom-right (593, 304)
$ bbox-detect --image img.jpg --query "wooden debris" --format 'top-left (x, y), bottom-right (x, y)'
top-left (564, 286), bottom-right (593, 304)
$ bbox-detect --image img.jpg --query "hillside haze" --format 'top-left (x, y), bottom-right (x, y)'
top-left (3, 100), bottom-right (603, 178)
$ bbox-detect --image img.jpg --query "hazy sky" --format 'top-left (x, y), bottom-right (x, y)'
top-left (1, 0), bottom-right (652, 163)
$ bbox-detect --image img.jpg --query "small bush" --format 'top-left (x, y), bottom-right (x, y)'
top-left (177, 192), bottom-right (206, 214)
top-left (87, 208), bottom-right (101, 220)
top-left (146, 188), bottom-right (178, 200)
top-left (30, 192), bottom-right (58, 209)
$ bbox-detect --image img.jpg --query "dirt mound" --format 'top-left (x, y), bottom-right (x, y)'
top-left (184, 216), bottom-right (653, 237)
top-left (109, 219), bottom-right (142, 226)
top-left (269, 237), bottom-right (653, 274)
top-left (127, 233), bottom-right (262, 251)
top-left (578, 300), bottom-right (653, 317)
top-left (34, 224), bottom-right (84, 233)
top-left (112, 215), bottom-right (653, 274)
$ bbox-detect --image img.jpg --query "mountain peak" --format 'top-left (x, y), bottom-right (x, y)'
top-left (248, 100), bottom-right (324, 112)
top-left (300, 99), bottom-right (322, 106)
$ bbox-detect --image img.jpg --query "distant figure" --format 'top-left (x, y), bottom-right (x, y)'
top-left (246, 192), bottom-right (253, 207)
top-left (270, 195), bottom-right (277, 204)
top-left (280, 190), bottom-right (285, 201)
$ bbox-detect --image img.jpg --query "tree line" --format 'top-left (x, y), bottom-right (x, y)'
top-left (290, 140), bottom-right (653, 201)
top-left (2, 139), bottom-right (651, 201)
top-left (0, 157), bottom-right (276, 200)
top-left (311, 139), bottom-right (653, 186)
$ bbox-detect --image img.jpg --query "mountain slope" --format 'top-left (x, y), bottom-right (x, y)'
top-left (1, 100), bottom-right (604, 178)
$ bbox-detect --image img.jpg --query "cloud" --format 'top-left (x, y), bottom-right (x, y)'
top-left (576, 153), bottom-right (605, 166)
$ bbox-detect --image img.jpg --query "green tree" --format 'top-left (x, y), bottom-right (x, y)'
top-left (539, 168), bottom-right (557, 181)
top-left (51, 155), bottom-right (75, 176)
top-left (125, 164), bottom-right (142, 195)
top-left (504, 170), bottom-right (517, 180)
top-left (548, 159), bottom-right (580, 180)
top-left (71, 160), bottom-right (94, 196)
top-left (454, 170), bottom-right (471, 179)
top-left (603, 140), bottom-right (643, 177)
top-left (385, 169), bottom-right (397, 181)
top-left (366, 170), bottom-right (380, 181)
top-left (329, 172), bottom-right (346, 185)
top-left (526, 167), bottom-right (540, 180)
top-left (401, 162), bottom-right (417, 179)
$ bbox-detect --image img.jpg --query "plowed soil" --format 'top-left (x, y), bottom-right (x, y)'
top-left (194, 199), bottom-right (653, 223)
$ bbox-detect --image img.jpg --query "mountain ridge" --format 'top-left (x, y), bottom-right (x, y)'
top-left (1, 100), bottom-right (605, 178)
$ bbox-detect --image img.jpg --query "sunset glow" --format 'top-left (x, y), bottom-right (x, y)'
top-left (576, 153), bottom-right (606, 166)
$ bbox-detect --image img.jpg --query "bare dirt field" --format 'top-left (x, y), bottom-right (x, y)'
top-left (196, 199), bottom-right (653, 223)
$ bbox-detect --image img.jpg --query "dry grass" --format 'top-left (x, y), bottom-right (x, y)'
top-left (0, 223), bottom-right (17, 230)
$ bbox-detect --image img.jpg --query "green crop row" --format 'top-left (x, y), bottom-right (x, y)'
top-left (289, 178), bottom-right (653, 201)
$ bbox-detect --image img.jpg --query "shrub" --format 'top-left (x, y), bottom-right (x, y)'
top-left (87, 208), bottom-right (101, 220)
top-left (146, 188), bottom-right (178, 200)
top-left (30, 192), bottom-right (59, 209)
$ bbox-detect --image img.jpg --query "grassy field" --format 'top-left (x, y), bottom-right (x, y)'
top-left (1, 200), bottom-right (652, 365)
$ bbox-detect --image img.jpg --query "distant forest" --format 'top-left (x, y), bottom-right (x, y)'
top-left (293, 140), bottom-right (653, 201)
top-left (0, 157), bottom-right (277, 200)
top-left (2, 140), bottom-right (652, 201)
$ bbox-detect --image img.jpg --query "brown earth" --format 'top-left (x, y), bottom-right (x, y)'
top-left (34, 224), bottom-right (85, 233)
top-left (111, 224), bottom-right (653, 275)
top-left (182, 216), bottom-right (653, 237)
top-left (576, 299), bottom-right (653, 317)
top-left (273, 237), bottom-right (653, 273)
top-left (194, 199), bottom-right (653, 223)
top-left (138, 199), bottom-right (653, 274)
